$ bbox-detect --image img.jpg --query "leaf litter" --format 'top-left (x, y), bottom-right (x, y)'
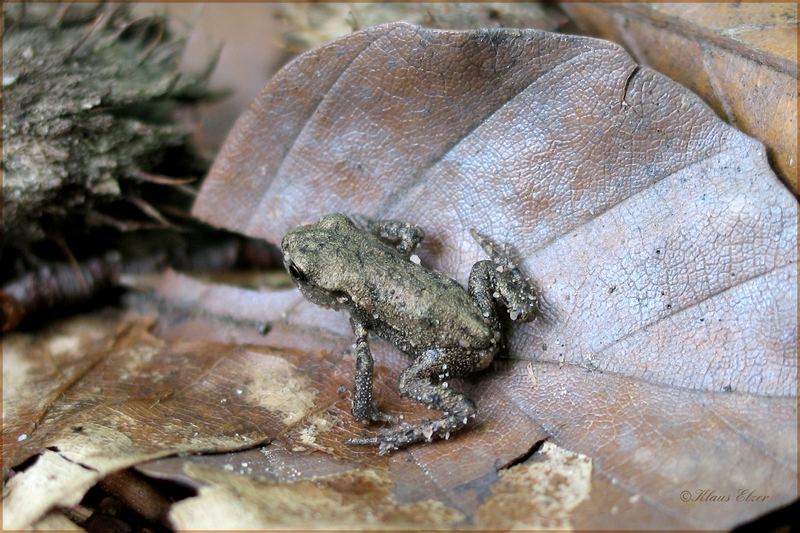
top-left (3, 22), bottom-right (797, 530)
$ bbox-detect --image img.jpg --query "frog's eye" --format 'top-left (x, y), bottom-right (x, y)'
top-left (288, 262), bottom-right (308, 284)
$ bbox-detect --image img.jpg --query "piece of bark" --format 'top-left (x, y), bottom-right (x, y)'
top-left (0, 253), bottom-right (122, 332)
top-left (1, 3), bottom-right (212, 244)
top-left (98, 470), bottom-right (172, 525)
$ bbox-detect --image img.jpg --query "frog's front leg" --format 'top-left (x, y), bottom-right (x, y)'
top-left (350, 317), bottom-right (397, 424)
top-left (469, 229), bottom-right (538, 323)
top-left (351, 215), bottom-right (424, 257)
top-left (349, 349), bottom-right (478, 455)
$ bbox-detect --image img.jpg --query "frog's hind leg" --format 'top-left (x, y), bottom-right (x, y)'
top-left (348, 349), bottom-right (477, 455)
top-left (469, 229), bottom-right (538, 322)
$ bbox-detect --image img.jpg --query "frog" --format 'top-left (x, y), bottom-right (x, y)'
top-left (280, 213), bottom-right (538, 454)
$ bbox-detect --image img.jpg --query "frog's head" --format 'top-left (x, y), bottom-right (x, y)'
top-left (280, 214), bottom-right (354, 309)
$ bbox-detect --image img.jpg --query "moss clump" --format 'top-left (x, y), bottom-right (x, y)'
top-left (2, 3), bottom-right (213, 243)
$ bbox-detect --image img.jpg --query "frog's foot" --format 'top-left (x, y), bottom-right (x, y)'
top-left (348, 415), bottom-right (471, 455)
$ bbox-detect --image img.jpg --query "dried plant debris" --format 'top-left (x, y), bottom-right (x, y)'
top-left (2, 3), bottom-right (214, 243)
top-left (276, 3), bottom-right (568, 55)
top-left (0, 252), bottom-right (123, 332)
top-left (0, 232), bottom-right (278, 333)
top-left (473, 442), bottom-right (592, 530)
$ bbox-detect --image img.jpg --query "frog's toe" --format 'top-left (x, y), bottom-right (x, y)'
top-left (347, 427), bottom-right (410, 454)
top-left (347, 434), bottom-right (401, 455)
top-left (346, 435), bottom-right (381, 446)
top-left (508, 302), bottom-right (536, 322)
top-left (368, 408), bottom-right (400, 424)
top-left (378, 440), bottom-right (401, 456)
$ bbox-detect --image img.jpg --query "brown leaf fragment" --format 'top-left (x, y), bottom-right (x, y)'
top-left (30, 510), bottom-right (85, 531)
top-left (276, 2), bottom-right (567, 55)
top-left (560, 3), bottom-right (798, 192)
top-left (168, 462), bottom-right (465, 530)
top-left (2, 311), bottom-right (130, 473)
top-left (3, 449), bottom-right (98, 530)
top-left (138, 440), bottom-right (363, 490)
top-left (474, 441), bottom-right (592, 530)
top-left (482, 360), bottom-right (797, 528)
top-left (1, 311), bottom-right (354, 528)
top-left (186, 23), bottom-right (793, 528)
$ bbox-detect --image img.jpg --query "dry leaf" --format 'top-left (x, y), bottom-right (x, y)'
top-left (136, 259), bottom-right (793, 530)
top-left (560, 2), bottom-right (798, 193)
top-left (130, 272), bottom-right (594, 530)
top-left (168, 463), bottom-right (464, 530)
top-left (30, 511), bottom-right (84, 531)
top-left (189, 23), bottom-right (797, 529)
top-left (1, 310), bottom-right (359, 529)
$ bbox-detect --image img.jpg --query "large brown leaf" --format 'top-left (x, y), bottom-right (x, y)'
top-left (190, 22), bottom-right (797, 529)
top-left (560, 3), bottom-right (798, 193)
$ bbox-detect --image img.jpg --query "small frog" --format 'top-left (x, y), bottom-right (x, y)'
top-left (281, 214), bottom-right (537, 454)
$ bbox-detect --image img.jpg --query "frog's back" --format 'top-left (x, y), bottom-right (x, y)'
top-left (343, 230), bottom-right (494, 352)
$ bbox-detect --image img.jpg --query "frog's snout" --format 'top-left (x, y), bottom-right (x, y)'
top-left (279, 233), bottom-right (290, 254)
top-left (280, 231), bottom-right (296, 261)
top-left (279, 234), bottom-right (295, 275)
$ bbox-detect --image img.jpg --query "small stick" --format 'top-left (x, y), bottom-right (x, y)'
top-left (1, 252), bottom-right (122, 332)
